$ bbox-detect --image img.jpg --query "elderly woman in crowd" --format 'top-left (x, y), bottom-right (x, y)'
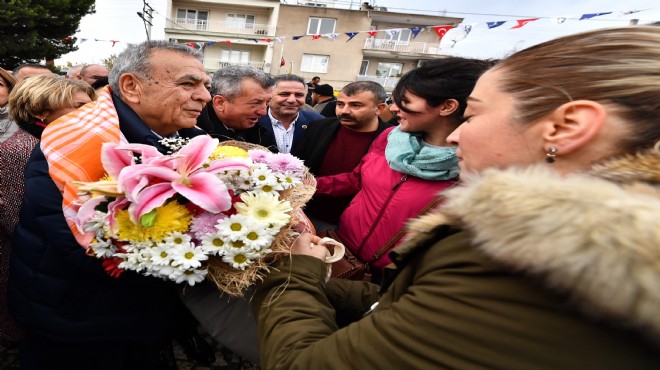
top-left (252, 26), bottom-right (660, 369)
top-left (0, 74), bottom-right (95, 344)
top-left (0, 67), bottom-right (20, 343)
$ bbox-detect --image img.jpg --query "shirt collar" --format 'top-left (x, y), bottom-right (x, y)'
top-left (268, 108), bottom-right (299, 127)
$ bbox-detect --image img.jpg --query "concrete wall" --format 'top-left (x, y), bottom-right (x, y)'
top-left (272, 5), bottom-right (372, 90)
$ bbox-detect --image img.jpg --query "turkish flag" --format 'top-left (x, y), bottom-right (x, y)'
top-left (510, 18), bottom-right (540, 29)
top-left (432, 25), bottom-right (453, 42)
top-left (280, 57), bottom-right (285, 67)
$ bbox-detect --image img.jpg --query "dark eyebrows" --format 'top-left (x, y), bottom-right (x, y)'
top-left (179, 74), bottom-right (205, 83)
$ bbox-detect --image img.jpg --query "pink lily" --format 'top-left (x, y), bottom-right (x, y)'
top-left (117, 136), bottom-right (249, 222)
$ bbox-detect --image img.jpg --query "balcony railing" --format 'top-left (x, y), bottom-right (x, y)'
top-left (172, 19), bottom-right (274, 36)
top-left (363, 38), bottom-right (441, 55)
top-left (203, 59), bottom-right (266, 71)
top-left (356, 75), bottom-right (400, 89)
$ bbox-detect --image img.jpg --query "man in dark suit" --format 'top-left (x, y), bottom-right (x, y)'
top-left (257, 74), bottom-right (323, 155)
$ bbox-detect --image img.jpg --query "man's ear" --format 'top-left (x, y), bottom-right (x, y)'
top-left (436, 99), bottom-right (459, 117)
top-left (212, 95), bottom-right (226, 113)
top-left (542, 100), bottom-right (607, 155)
top-left (375, 102), bottom-right (387, 115)
top-left (118, 73), bottom-right (142, 104)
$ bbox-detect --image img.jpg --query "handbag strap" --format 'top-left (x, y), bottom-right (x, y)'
top-left (367, 192), bottom-right (446, 265)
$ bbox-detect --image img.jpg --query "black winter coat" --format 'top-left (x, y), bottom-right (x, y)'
top-left (8, 97), bottom-right (206, 343)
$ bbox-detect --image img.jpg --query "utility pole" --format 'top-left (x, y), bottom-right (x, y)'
top-left (137, 0), bottom-right (154, 40)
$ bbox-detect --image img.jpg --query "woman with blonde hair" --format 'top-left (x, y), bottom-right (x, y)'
top-left (9, 74), bottom-right (95, 137)
top-left (1, 74), bottom-right (95, 344)
top-left (252, 26), bottom-right (660, 369)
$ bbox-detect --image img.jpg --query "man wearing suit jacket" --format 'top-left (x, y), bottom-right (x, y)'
top-left (258, 74), bottom-right (323, 155)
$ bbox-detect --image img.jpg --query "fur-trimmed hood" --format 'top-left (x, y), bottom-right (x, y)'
top-left (403, 149), bottom-right (660, 342)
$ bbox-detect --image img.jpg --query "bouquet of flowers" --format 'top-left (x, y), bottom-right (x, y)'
top-left (73, 136), bottom-right (315, 296)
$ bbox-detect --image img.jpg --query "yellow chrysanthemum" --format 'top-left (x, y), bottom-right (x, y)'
top-left (115, 201), bottom-right (192, 242)
top-left (211, 146), bottom-right (248, 160)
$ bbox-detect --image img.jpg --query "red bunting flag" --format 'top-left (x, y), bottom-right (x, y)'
top-left (312, 34), bottom-right (321, 40)
top-left (280, 57), bottom-right (285, 67)
top-left (368, 31), bottom-right (378, 38)
top-left (510, 18), bottom-right (540, 29)
top-left (223, 40), bottom-right (233, 46)
top-left (111, 40), bottom-right (120, 47)
top-left (432, 25), bottom-right (453, 41)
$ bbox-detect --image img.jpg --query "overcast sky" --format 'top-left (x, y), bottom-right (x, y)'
top-left (56, 0), bottom-right (660, 66)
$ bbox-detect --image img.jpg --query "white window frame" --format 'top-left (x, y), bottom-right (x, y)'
top-left (301, 54), bottom-right (329, 73)
top-left (359, 60), bottom-right (369, 75)
top-left (307, 17), bottom-right (336, 35)
top-left (376, 62), bottom-right (403, 77)
top-left (226, 13), bottom-right (256, 30)
top-left (386, 29), bottom-right (412, 43)
top-left (220, 50), bottom-right (251, 64)
top-left (176, 9), bottom-right (208, 31)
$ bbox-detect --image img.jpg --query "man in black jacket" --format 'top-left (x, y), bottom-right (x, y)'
top-left (196, 65), bottom-right (277, 152)
top-left (297, 81), bottom-right (392, 229)
top-left (8, 41), bottom-right (212, 370)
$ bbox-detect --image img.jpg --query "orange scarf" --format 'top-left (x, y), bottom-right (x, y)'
top-left (40, 86), bottom-right (123, 247)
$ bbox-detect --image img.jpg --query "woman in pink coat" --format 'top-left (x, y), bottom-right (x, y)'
top-left (315, 57), bottom-right (492, 279)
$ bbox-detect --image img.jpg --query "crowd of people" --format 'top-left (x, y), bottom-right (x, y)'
top-left (1, 25), bottom-right (659, 370)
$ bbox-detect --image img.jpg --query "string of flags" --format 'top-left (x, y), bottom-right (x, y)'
top-left (71, 9), bottom-right (651, 50)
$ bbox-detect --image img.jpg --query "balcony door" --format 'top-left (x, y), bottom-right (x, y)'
top-left (176, 9), bottom-right (208, 31)
top-left (376, 62), bottom-right (402, 78)
top-left (221, 50), bottom-right (251, 66)
top-left (226, 13), bottom-right (255, 30)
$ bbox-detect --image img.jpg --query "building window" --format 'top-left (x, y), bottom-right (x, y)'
top-left (359, 60), bottom-right (369, 75)
top-left (385, 29), bottom-right (412, 43)
top-left (301, 54), bottom-right (329, 73)
top-left (221, 50), bottom-right (251, 64)
top-left (177, 9), bottom-right (208, 31)
top-left (376, 62), bottom-right (402, 77)
top-left (226, 13), bottom-right (256, 30)
top-left (307, 17), bottom-right (336, 35)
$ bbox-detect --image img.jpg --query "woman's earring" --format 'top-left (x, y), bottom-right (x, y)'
top-left (545, 147), bottom-right (557, 163)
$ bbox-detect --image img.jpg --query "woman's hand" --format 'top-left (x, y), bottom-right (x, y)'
top-left (291, 233), bottom-right (327, 260)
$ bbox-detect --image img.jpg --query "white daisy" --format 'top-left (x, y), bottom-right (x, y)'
top-left (174, 268), bottom-right (208, 285)
top-left (170, 243), bottom-right (209, 269)
top-left (89, 238), bottom-right (116, 258)
top-left (240, 224), bottom-right (275, 251)
top-left (151, 244), bottom-right (175, 266)
top-left (275, 171), bottom-right (303, 190)
top-left (200, 232), bottom-right (228, 256)
top-left (163, 232), bottom-right (192, 246)
top-left (251, 165), bottom-right (278, 192)
top-left (122, 241), bottom-right (154, 253)
top-left (151, 263), bottom-right (178, 279)
top-left (234, 192), bottom-right (292, 229)
top-left (216, 214), bottom-right (251, 240)
top-left (222, 249), bottom-right (259, 270)
top-left (84, 210), bottom-right (108, 234)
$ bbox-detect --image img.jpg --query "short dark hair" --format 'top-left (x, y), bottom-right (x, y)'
top-left (392, 57), bottom-right (493, 124)
top-left (272, 74), bottom-right (306, 89)
top-left (341, 81), bottom-right (387, 104)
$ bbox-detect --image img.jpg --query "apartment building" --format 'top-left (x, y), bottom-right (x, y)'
top-left (163, 0), bottom-right (461, 91)
top-left (164, 0), bottom-right (281, 72)
top-left (277, 3), bottom-right (462, 90)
